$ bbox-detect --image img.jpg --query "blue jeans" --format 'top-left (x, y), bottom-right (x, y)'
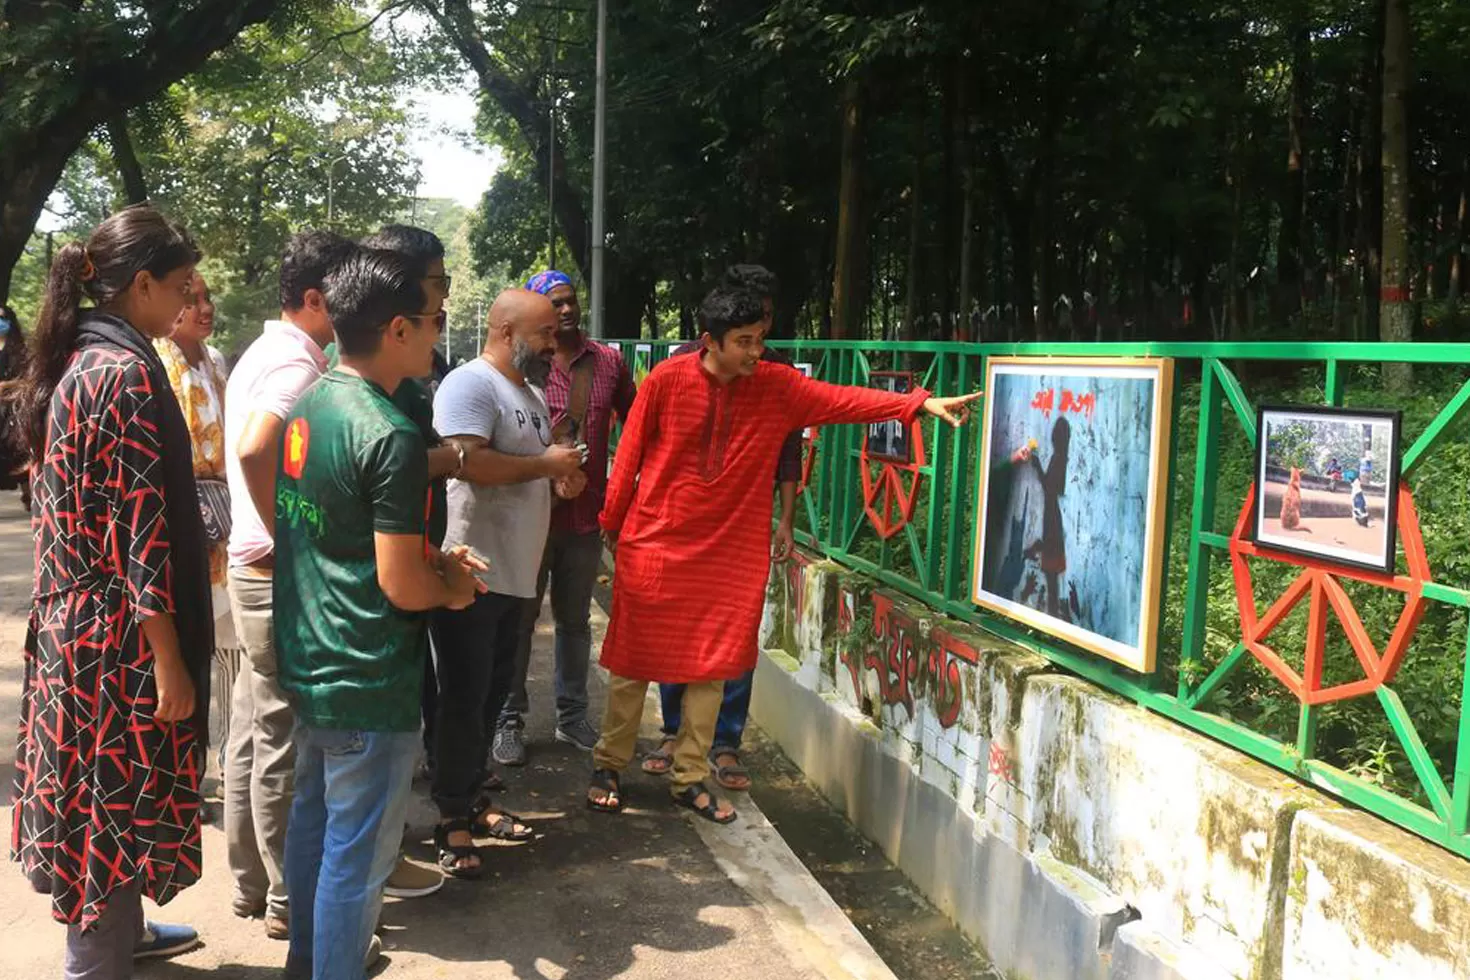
top-left (283, 726), bottom-right (418, 980)
top-left (501, 528), bottom-right (603, 730)
top-left (661, 669), bottom-right (753, 752)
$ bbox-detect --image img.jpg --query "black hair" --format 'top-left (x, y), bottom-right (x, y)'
top-left (721, 264), bottom-right (779, 302)
top-left (8, 204), bottom-right (199, 458)
top-left (323, 247), bottom-right (427, 358)
top-left (279, 229), bottom-right (356, 312)
top-left (363, 224), bottom-right (444, 263)
top-left (698, 285), bottom-right (766, 344)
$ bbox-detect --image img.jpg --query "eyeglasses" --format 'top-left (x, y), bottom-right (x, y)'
top-left (427, 274), bottom-right (453, 296)
top-left (405, 310), bottom-right (447, 330)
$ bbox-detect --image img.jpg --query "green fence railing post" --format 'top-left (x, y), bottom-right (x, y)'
top-left (943, 353), bottom-right (979, 603)
top-left (923, 353), bottom-right (953, 592)
top-left (1179, 360), bottom-right (1224, 701)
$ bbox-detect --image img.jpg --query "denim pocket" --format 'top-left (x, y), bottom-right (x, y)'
top-left (320, 730), bottom-right (366, 756)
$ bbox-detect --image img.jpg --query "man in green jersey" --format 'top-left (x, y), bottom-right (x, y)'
top-left (275, 247), bottom-right (483, 980)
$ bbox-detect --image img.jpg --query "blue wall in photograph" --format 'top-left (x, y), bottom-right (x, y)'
top-left (980, 370), bottom-right (1157, 649)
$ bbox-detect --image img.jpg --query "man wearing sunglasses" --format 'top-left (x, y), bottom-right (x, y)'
top-left (317, 225), bottom-right (464, 901)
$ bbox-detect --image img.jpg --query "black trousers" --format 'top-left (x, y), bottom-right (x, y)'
top-left (429, 590), bottom-right (526, 816)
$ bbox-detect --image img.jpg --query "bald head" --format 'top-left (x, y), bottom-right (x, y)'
top-left (484, 288), bottom-right (556, 385)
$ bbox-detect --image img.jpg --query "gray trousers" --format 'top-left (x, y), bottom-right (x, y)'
top-left (63, 881), bottom-right (141, 980)
top-left (223, 569), bottom-right (296, 920)
top-left (499, 528), bottom-right (603, 731)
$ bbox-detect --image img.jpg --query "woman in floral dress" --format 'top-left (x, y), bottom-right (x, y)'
top-left (8, 205), bottom-right (214, 978)
top-left (154, 275), bottom-right (240, 762)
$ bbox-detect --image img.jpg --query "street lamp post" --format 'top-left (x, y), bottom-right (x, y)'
top-left (590, 0), bottom-right (607, 338)
top-left (325, 154), bottom-right (349, 225)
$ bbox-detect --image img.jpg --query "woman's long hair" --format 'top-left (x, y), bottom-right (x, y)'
top-left (6, 204), bottom-right (199, 459)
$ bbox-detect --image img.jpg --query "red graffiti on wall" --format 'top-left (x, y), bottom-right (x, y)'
top-left (988, 743), bottom-right (1015, 784)
top-left (782, 550), bottom-right (812, 624)
top-left (868, 592), bottom-right (920, 715)
top-left (1031, 387), bottom-right (1097, 421)
top-left (832, 589), bottom-right (982, 729)
top-left (929, 627), bottom-right (980, 728)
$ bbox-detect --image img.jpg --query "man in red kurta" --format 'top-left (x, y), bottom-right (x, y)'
top-left (588, 286), bottom-right (981, 822)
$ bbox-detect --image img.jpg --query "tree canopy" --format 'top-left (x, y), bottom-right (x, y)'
top-left (413, 0), bottom-right (1470, 349)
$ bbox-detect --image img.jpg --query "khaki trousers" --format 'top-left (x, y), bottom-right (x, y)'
top-left (594, 673), bottom-right (724, 792)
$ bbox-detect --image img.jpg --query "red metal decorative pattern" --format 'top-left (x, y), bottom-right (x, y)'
top-left (859, 419), bottom-right (926, 540)
top-left (1229, 483), bottom-right (1428, 704)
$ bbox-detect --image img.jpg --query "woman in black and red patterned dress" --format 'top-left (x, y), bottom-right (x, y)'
top-left (7, 205), bottom-right (214, 979)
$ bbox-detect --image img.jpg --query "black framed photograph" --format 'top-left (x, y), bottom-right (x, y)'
top-left (1253, 404), bottom-right (1401, 574)
top-left (866, 371), bottom-right (914, 463)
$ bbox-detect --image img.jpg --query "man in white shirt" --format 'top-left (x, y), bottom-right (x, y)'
top-left (427, 289), bottom-right (584, 878)
top-left (222, 230), bottom-right (355, 939)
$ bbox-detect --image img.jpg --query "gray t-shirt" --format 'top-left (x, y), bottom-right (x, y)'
top-left (434, 358), bottom-right (552, 598)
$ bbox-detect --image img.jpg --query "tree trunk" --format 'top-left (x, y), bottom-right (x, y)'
top-left (106, 114), bottom-right (149, 205)
top-left (1357, 4), bottom-right (1385, 342)
top-left (1227, 129), bottom-right (1247, 341)
top-left (1450, 161), bottom-right (1469, 302)
top-left (830, 75), bottom-right (868, 341)
top-left (901, 152), bottom-right (923, 341)
top-left (1276, 10), bottom-right (1310, 323)
top-left (1380, 0), bottom-right (1413, 391)
top-left (940, 58), bottom-right (960, 335)
top-left (957, 163), bottom-right (976, 341)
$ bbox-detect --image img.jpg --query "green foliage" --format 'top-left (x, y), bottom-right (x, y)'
top-left (137, 6), bottom-right (421, 349)
top-left (428, 0), bottom-right (1470, 344)
top-left (4, 3), bottom-right (425, 351)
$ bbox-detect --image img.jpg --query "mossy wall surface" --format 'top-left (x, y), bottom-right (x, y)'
top-left (756, 548), bottom-right (1470, 980)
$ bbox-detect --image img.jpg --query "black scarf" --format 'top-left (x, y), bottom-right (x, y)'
top-left (76, 312), bottom-right (213, 748)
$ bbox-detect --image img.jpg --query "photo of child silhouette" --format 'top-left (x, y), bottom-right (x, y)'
top-left (1024, 416), bottom-right (1070, 620)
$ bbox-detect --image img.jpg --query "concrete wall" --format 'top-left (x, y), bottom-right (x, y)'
top-left (752, 550), bottom-right (1470, 980)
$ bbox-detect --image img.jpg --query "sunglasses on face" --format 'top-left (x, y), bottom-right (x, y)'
top-left (427, 274), bottom-right (452, 295)
top-left (405, 310), bottom-right (447, 330)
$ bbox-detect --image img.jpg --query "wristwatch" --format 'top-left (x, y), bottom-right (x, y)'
top-left (452, 441), bottom-right (467, 477)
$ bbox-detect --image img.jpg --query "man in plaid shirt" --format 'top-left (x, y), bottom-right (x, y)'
top-left (642, 264), bottom-right (801, 793)
top-left (494, 271), bottom-right (636, 764)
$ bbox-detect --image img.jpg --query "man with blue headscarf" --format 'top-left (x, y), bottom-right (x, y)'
top-left (490, 271), bottom-right (636, 767)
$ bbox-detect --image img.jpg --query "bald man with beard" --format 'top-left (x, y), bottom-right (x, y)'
top-left (428, 290), bottom-right (587, 878)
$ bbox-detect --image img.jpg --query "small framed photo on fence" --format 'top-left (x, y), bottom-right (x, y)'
top-left (866, 371), bottom-right (914, 464)
top-left (1253, 405), bottom-right (1402, 575)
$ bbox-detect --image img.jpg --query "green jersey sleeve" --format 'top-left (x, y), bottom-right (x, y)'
top-left (363, 426), bottom-right (429, 536)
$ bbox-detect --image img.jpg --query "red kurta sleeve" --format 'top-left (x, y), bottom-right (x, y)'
top-left (783, 370), bottom-right (930, 431)
top-left (600, 367), bottom-right (660, 534)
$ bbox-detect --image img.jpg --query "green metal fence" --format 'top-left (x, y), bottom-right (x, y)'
top-left (609, 338), bottom-right (1470, 861)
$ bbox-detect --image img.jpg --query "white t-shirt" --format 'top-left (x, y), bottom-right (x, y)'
top-left (435, 357), bottom-right (552, 598)
top-left (224, 320), bottom-right (328, 568)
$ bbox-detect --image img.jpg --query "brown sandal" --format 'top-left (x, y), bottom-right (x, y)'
top-left (640, 735), bottom-right (677, 775)
top-left (710, 750), bottom-right (751, 791)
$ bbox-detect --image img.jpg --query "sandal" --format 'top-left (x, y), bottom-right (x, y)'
top-left (640, 735), bottom-right (677, 775)
top-left (672, 782), bottom-right (737, 825)
top-left (433, 819), bottom-right (483, 879)
top-left (587, 768), bottom-right (623, 813)
top-left (710, 750), bottom-right (751, 792)
top-left (470, 795), bottom-right (535, 841)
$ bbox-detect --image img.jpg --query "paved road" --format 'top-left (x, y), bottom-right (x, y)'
top-left (0, 499), bottom-right (882, 979)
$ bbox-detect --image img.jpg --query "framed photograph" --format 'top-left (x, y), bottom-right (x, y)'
top-left (1253, 405), bottom-right (1400, 574)
top-left (971, 357), bottom-right (1175, 672)
top-left (795, 362), bottom-right (818, 439)
top-left (633, 343), bottom-right (654, 385)
top-left (866, 371), bottom-right (914, 463)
